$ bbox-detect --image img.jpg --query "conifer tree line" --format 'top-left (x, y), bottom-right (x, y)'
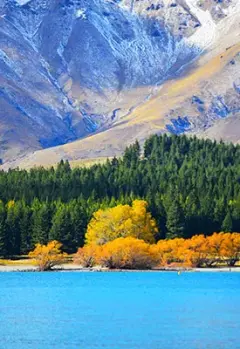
top-left (0, 134), bottom-right (240, 256)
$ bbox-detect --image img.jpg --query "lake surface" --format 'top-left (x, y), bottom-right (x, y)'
top-left (0, 272), bottom-right (240, 349)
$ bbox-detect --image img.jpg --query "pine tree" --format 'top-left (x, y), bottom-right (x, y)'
top-left (19, 202), bottom-right (32, 254)
top-left (0, 201), bottom-right (7, 257)
top-left (6, 201), bottom-right (21, 256)
top-left (69, 201), bottom-right (87, 249)
top-left (166, 199), bottom-right (184, 239)
top-left (49, 204), bottom-right (73, 252)
top-left (32, 202), bottom-right (51, 246)
top-left (222, 211), bottom-right (233, 232)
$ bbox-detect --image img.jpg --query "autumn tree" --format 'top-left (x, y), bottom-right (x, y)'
top-left (28, 240), bottom-right (67, 271)
top-left (220, 233), bottom-right (240, 266)
top-left (153, 238), bottom-right (185, 266)
top-left (1, 135), bottom-right (240, 256)
top-left (74, 233), bottom-right (240, 270)
top-left (207, 232), bottom-right (224, 263)
top-left (96, 237), bottom-right (157, 269)
top-left (85, 200), bottom-right (158, 245)
top-left (74, 244), bottom-right (99, 268)
top-left (182, 235), bottom-right (209, 267)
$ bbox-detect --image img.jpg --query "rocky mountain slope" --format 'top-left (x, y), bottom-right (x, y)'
top-left (1, 0), bottom-right (240, 168)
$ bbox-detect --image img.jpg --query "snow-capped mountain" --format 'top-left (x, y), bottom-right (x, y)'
top-left (1, 0), bottom-right (240, 167)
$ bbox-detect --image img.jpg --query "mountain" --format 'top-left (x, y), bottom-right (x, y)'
top-left (1, 0), bottom-right (240, 168)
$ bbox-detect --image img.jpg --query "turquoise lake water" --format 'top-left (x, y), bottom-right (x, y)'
top-left (0, 272), bottom-right (240, 349)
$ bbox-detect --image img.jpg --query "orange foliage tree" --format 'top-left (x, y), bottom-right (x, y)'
top-left (29, 240), bottom-right (67, 271)
top-left (74, 244), bottom-right (99, 268)
top-left (206, 232), bottom-right (224, 264)
top-left (152, 238), bottom-right (185, 266)
top-left (181, 235), bottom-right (209, 267)
top-left (75, 233), bottom-right (240, 270)
top-left (220, 233), bottom-right (240, 266)
top-left (97, 237), bottom-right (157, 269)
top-left (85, 200), bottom-right (158, 245)
top-left (75, 237), bottom-right (157, 269)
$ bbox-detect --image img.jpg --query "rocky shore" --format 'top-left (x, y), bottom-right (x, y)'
top-left (0, 264), bottom-right (240, 272)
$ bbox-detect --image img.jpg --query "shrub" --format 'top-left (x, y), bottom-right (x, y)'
top-left (96, 237), bottom-right (157, 269)
top-left (28, 240), bottom-right (67, 271)
top-left (74, 244), bottom-right (98, 267)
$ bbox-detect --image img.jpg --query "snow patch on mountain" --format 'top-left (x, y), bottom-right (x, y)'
top-left (185, 0), bottom-right (240, 51)
top-left (185, 0), bottom-right (217, 50)
top-left (1, 0), bottom-right (240, 164)
top-left (76, 8), bottom-right (87, 20)
top-left (15, 0), bottom-right (31, 4)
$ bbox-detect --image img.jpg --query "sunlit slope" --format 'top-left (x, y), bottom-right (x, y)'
top-left (123, 43), bottom-right (240, 125)
top-left (1, 0), bottom-right (240, 166)
top-left (4, 41), bottom-right (240, 170)
top-left (0, 0), bottom-right (201, 162)
top-left (200, 114), bottom-right (240, 144)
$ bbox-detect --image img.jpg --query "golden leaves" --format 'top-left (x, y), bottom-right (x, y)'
top-left (28, 240), bottom-right (67, 271)
top-left (74, 244), bottom-right (98, 268)
top-left (76, 233), bottom-right (240, 269)
top-left (76, 237), bottom-right (157, 270)
top-left (85, 200), bottom-right (158, 245)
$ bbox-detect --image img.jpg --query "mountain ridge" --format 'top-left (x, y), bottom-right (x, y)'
top-left (1, 0), bottom-right (240, 168)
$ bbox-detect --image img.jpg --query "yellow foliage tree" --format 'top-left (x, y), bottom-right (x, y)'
top-left (220, 233), bottom-right (240, 266)
top-left (74, 244), bottom-right (99, 268)
top-left (85, 200), bottom-right (158, 245)
top-left (96, 237), bottom-right (157, 269)
top-left (153, 238), bottom-right (185, 266)
top-left (28, 240), bottom-right (67, 271)
top-left (74, 233), bottom-right (240, 270)
top-left (182, 235), bottom-right (209, 267)
top-left (7, 200), bottom-right (15, 209)
top-left (206, 232), bottom-right (224, 261)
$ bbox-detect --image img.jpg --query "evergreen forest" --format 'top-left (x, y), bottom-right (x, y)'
top-left (0, 134), bottom-right (240, 256)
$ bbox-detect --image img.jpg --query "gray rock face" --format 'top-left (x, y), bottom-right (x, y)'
top-left (197, 0), bottom-right (234, 21)
top-left (165, 52), bottom-right (240, 137)
top-left (0, 0), bottom-right (239, 165)
top-left (0, 0), bottom-right (201, 161)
